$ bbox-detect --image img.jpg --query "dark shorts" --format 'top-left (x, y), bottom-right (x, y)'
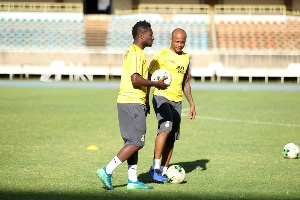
top-left (117, 103), bottom-right (147, 147)
top-left (152, 95), bottom-right (182, 141)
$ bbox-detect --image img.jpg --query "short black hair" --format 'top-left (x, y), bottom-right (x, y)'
top-left (132, 20), bottom-right (151, 39)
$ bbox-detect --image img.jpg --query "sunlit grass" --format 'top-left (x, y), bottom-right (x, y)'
top-left (0, 86), bottom-right (299, 200)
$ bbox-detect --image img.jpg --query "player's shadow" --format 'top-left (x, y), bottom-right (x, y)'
top-left (173, 159), bottom-right (210, 173)
top-left (111, 184), bottom-right (127, 189)
top-left (138, 159), bottom-right (209, 184)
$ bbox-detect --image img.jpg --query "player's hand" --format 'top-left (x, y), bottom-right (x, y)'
top-left (155, 77), bottom-right (168, 89)
top-left (187, 105), bottom-right (196, 120)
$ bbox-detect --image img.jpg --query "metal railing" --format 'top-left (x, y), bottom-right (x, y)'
top-left (139, 4), bottom-right (211, 14)
top-left (214, 5), bottom-right (286, 15)
top-left (115, 4), bottom-right (211, 15)
top-left (0, 2), bottom-right (83, 12)
top-left (115, 4), bottom-right (292, 15)
top-left (2, 2), bottom-right (298, 16)
top-left (287, 10), bottom-right (300, 16)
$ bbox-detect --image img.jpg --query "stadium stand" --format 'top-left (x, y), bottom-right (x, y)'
top-left (105, 13), bottom-right (211, 52)
top-left (215, 15), bottom-right (300, 50)
top-left (0, 1), bottom-right (82, 12)
top-left (0, 2), bottom-right (300, 83)
top-left (85, 14), bottom-right (109, 47)
top-left (0, 12), bottom-right (85, 51)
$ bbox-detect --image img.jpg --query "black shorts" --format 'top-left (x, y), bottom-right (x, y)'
top-left (152, 95), bottom-right (182, 141)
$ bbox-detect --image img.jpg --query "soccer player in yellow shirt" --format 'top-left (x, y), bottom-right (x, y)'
top-left (148, 28), bottom-right (196, 182)
top-left (96, 21), bottom-right (168, 190)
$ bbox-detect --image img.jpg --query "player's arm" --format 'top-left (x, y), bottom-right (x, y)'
top-left (145, 73), bottom-right (152, 114)
top-left (131, 73), bottom-right (166, 114)
top-left (148, 53), bottom-right (167, 89)
top-left (131, 73), bottom-right (167, 89)
top-left (182, 69), bottom-right (196, 121)
top-left (144, 72), bottom-right (168, 114)
top-left (130, 49), bottom-right (167, 88)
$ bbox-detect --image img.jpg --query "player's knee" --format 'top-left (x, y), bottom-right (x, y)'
top-left (132, 145), bottom-right (143, 151)
top-left (159, 131), bottom-right (171, 137)
top-left (137, 146), bottom-right (144, 150)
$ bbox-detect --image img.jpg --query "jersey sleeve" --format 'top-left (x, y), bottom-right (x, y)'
top-left (148, 51), bottom-right (161, 74)
top-left (128, 46), bottom-right (143, 76)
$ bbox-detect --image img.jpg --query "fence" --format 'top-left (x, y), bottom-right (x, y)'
top-left (214, 5), bottom-right (286, 15)
top-left (115, 4), bottom-right (211, 15)
top-left (0, 2), bottom-right (83, 12)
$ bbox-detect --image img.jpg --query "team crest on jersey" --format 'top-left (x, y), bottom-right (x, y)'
top-left (165, 121), bottom-right (170, 128)
top-left (141, 135), bottom-right (145, 142)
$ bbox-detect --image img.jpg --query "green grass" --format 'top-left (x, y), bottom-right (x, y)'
top-left (0, 86), bottom-right (299, 200)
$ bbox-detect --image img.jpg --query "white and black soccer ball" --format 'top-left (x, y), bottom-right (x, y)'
top-left (283, 143), bottom-right (299, 159)
top-left (166, 165), bottom-right (186, 184)
top-left (151, 69), bottom-right (172, 85)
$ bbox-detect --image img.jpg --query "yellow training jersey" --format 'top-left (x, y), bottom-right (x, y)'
top-left (117, 44), bottom-right (148, 105)
top-left (149, 48), bottom-right (190, 102)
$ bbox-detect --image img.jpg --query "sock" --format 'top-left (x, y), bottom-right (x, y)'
top-left (153, 159), bottom-right (160, 170)
top-left (128, 165), bottom-right (138, 182)
top-left (105, 156), bottom-right (122, 174)
top-left (161, 166), bottom-right (167, 176)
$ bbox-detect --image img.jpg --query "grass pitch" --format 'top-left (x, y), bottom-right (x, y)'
top-left (0, 83), bottom-right (299, 200)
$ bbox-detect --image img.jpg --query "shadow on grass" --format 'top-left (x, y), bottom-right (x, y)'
top-left (1, 188), bottom-right (282, 200)
top-left (172, 159), bottom-right (210, 172)
top-left (0, 190), bottom-right (198, 200)
top-left (138, 159), bottom-right (209, 184)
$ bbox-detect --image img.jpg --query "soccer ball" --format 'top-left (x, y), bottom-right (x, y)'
top-left (166, 165), bottom-right (186, 183)
top-left (151, 69), bottom-right (172, 85)
top-left (283, 143), bottom-right (299, 159)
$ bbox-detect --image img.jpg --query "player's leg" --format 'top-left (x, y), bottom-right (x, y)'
top-left (127, 150), bottom-right (138, 182)
top-left (126, 150), bottom-right (153, 189)
top-left (117, 103), bottom-right (145, 164)
top-left (152, 95), bottom-right (173, 167)
top-left (117, 145), bottom-right (142, 162)
top-left (160, 101), bottom-right (182, 176)
top-left (97, 145), bottom-right (143, 190)
top-left (150, 131), bottom-right (171, 182)
top-left (96, 157), bottom-right (118, 190)
top-left (97, 104), bottom-right (149, 190)
top-left (118, 103), bottom-right (152, 189)
top-left (160, 139), bottom-right (175, 176)
top-left (125, 152), bottom-right (153, 189)
top-left (153, 132), bottom-right (171, 170)
top-left (150, 96), bottom-right (173, 182)
top-left (154, 130), bottom-right (171, 165)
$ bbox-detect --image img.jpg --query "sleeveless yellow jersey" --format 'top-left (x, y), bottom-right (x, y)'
top-left (117, 44), bottom-right (148, 104)
top-left (149, 48), bottom-right (190, 102)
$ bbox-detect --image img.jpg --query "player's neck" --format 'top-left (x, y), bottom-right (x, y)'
top-left (133, 41), bottom-right (145, 50)
top-left (169, 47), bottom-right (182, 55)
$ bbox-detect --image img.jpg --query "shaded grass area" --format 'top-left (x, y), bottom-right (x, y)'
top-left (2, 190), bottom-right (297, 200)
top-left (0, 87), bottom-right (299, 200)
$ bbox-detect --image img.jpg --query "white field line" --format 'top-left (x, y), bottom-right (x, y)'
top-left (181, 108), bottom-right (300, 127)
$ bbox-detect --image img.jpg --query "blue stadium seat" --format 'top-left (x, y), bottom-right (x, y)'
top-left (105, 14), bottom-right (210, 51)
top-left (0, 12), bottom-right (86, 51)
